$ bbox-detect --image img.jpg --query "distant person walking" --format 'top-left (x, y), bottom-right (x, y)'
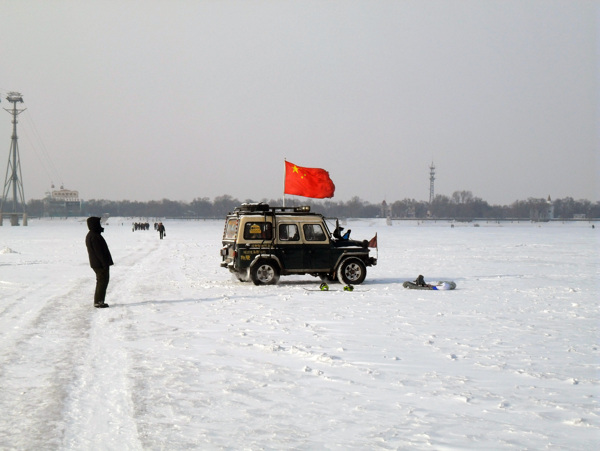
top-left (158, 222), bottom-right (166, 239)
top-left (85, 216), bottom-right (114, 308)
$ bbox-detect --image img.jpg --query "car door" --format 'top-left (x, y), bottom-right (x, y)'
top-left (302, 222), bottom-right (331, 270)
top-left (276, 223), bottom-right (304, 271)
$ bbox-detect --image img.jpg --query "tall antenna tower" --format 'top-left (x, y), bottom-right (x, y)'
top-left (429, 161), bottom-right (435, 204)
top-left (0, 92), bottom-right (27, 226)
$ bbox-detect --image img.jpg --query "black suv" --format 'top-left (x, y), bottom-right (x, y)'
top-left (220, 203), bottom-right (377, 285)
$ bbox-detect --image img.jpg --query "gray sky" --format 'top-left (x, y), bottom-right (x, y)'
top-left (1, 0), bottom-right (598, 205)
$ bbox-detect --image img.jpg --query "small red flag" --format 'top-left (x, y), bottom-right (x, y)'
top-left (284, 161), bottom-right (335, 199)
top-left (368, 233), bottom-right (378, 248)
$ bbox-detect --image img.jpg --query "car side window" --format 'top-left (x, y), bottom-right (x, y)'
top-left (224, 218), bottom-right (239, 239)
top-left (243, 222), bottom-right (273, 240)
top-left (303, 223), bottom-right (326, 241)
top-left (278, 224), bottom-right (299, 241)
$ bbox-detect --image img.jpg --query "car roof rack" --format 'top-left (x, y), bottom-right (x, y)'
top-left (236, 202), bottom-right (271, 212)
top-left (235, 203), bottom-right (311, 214)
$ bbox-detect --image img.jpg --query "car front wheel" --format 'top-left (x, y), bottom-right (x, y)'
top-left (251, 260), bottom-right (280, 285)
top-left (336, 258), bottom-right (366, 285)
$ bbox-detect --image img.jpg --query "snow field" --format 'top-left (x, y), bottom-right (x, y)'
top-left (0, 218), bottom-right (598, 450)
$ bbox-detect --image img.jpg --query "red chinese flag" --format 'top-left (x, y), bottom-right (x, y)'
top-left (284, 161), bottom-right (335, 199)
top-left (368, 233), bottom-right (378, 248)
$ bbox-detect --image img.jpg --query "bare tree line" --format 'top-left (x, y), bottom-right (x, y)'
top-left (24, 192), bottom-right (600, 220)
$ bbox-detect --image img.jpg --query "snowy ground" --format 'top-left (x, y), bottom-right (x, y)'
top-left (0, 217), bottom-right (598, 450)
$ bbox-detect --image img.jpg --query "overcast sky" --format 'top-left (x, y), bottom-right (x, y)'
top-left (1, 0), bottom-right (598, 205)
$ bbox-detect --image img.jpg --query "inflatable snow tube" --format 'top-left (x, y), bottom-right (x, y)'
top-left (403, 281), bottom-right (456, 290)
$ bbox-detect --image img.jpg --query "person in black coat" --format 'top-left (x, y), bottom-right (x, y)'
top-left (86, 216), bottom-right (114, 308)
top-left (157, 222), bottom-right (166, 239)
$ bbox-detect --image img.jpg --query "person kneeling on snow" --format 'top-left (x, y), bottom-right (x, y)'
top-left (415, 275), bottom-right (429, 287)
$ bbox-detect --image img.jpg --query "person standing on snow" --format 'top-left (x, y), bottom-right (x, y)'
top-left (157, 222), bottom-right (166, 239)
top-left (86, 216), bottom-right (114, 308)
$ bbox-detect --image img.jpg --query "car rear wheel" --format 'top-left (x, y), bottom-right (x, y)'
top-left (251, 260), bottom-right (280, 285)
top-left (336, 258), bottom-right (366, 285)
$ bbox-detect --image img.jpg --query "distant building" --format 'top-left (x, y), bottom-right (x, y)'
top-left (381, 200), bottom-right (392, 225)
top-left (546, 195), bottom-right (555, 220)
top-left (530, 195), bottom-right (554, 222)
top-left (44, 186), bottom-right (82, 217)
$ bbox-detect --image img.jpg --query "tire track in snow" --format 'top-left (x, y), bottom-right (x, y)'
top-left (58, 237), bottom-right (165, 450)
top-left (59, 311), bottom-right (143, 450)
top-left (0, 279), bottom-right (92, 450)
top-left (105, 236), bottom-right (210, 449)
top-left (0, 234), bottom-right (160, 450)
top-left (0, 276), bottom-right (87, 351)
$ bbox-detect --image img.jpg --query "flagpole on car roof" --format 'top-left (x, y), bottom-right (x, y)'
top-left (283, 158), bottom-right (286, 207)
